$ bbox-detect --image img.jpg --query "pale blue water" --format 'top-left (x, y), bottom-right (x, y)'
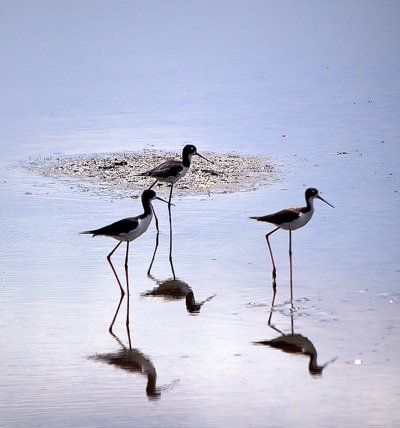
top-left (1, 2), bottom-right (399, 427)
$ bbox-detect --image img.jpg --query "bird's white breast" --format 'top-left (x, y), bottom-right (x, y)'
top-left (280, 210), bottom-right (313, 231)
top-left (120, 213), bottom-right (153, 242)
top-left (163, 165), bottom-right (189, 184)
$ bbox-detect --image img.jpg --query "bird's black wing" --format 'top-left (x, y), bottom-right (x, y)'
top-left (87, 217), bottom-right (139, 237)
top-left (141, 160), bottom-right (183, 178)
top-left (250, 208), bottom-right (300, 225)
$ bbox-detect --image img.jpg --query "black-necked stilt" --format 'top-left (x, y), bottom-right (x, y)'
top-left (80, 189), bottom-right (169, 296)
top-left (139, 144), bottom-right (212, 205)
top-left (139, 145), bottom-right (212, 278)
top-left (250, 188), bottom-right (333, 306)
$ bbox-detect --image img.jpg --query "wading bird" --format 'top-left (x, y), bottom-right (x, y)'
top-left (250, 188), bottom-right (333, 307)
top-left (139, 145), bottom-right (212, 278)
top-left (80, 189), bottom-right (168, 295)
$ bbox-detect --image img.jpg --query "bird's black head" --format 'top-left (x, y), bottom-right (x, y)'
top-left (142, 189), bottom-right (170, 205)
top-left (305, 187), bottom-right (334, 208)
top-left (142, 189), bottom-right (156, 201)
top-left (183, 144), bottom-right (198, 156)
top-left (306, 188), bottom-right (319, 198)
top-left (183, 144), bottom-right (212, 164)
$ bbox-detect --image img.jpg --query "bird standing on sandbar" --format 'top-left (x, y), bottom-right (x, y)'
top-left (139, 144), bottom-right (212, 205)
top-left (139, 145), bottom-right (212, 278)
top-left (80, 189), bottom-right (169, 296)
top-left (250, 188), bottom-right (333, 307)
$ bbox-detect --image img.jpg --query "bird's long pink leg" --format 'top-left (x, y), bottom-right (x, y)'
top-left (125, 241), bottom-right (131, 340)
top-left (288, 230), bottom-right (293, 308)
top-left (124, 242), bottom-right (131, 329)
top-left (148, 179), bottom-right (158, 190)
top-left (124, 241), bottom-right (130, 295)
top-left (168, 184), bottom-right (176, 280)
top-left (265, 227), bottom-right (280, 307)
top-left (146, 180), bottom-right (160, 275)
top-left (168, 183), bottom-right (174, 207)
top-left (107, 241), bottom-right (124, 295)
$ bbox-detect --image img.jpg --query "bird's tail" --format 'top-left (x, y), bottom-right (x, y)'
top-left (80, 230), bottom-right (96, 236)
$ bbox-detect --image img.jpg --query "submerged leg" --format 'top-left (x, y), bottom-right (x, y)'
top-left (126, 293), bottom-right (132, 350)
top-left (107, 241), bottom-right (124, 295)
top-left (265, 227), bottom-right (280, 305)
top-left (147, 207), bottom-right (160, 276)
top-left (109, 293), bottom-right (124, 334)
top-left (267, 303), bottom-right (274, 326)
top-left (168, 184), bottom-right (176, 279)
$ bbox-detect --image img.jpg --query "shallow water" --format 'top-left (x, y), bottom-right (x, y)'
top-left (1, 2), bottom-right (400, 427)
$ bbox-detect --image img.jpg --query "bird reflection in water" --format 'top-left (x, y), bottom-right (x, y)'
top-left (146, 201), bottom-right (177, 280)
top-left (254, 308), bottom-right (336, 376)
top-left (144, 273), bottom-right (216, 314)
top-left (89, 293), bottom-right (164, 400)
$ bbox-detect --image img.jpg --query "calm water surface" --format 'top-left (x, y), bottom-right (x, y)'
top-left (1, 2), bottom-right (399, 427)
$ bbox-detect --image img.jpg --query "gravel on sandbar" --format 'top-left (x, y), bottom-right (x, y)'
top-left (25, 150), bottom-right (280, 199)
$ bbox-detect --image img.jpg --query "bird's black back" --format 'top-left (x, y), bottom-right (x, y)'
top-left (87, 217), bottom-right (140, 237)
